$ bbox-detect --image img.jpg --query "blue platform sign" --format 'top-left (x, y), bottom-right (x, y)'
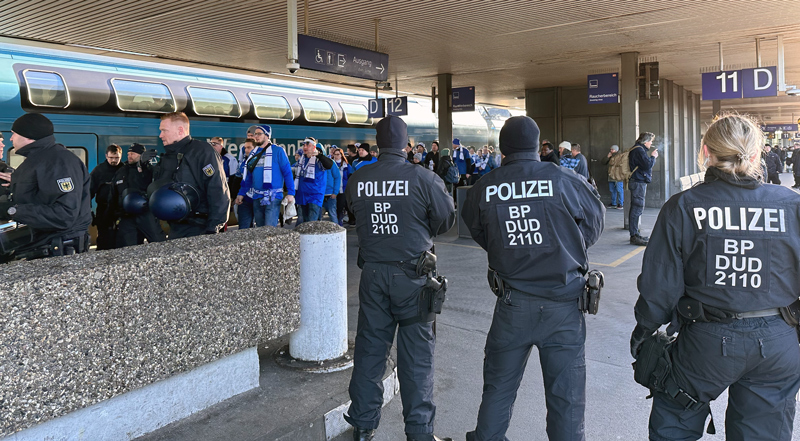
top-left (742, 66), bottom-right (777, 98)
top-left (702, 70), bottom-right (742, 100)
top-left (452, 87), bottom-right (475, 112)
top-left (587, 73), bottom-right (619, 104)
top-left (298, 34), bottom-right (389, 81)
top-left (368, 99), bottom-right (385, 118)
top-left (762, 124), bottom-right (797, 132)
top-left (386, 96), bottom-right (408, 116)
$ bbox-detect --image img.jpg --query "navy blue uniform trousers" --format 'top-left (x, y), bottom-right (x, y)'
top-left (468, 290), bottom-right (586, 441)
top-left (345, 262), bottom-right (437, 436)
top-left (650, 316), bottom-right (800, 441)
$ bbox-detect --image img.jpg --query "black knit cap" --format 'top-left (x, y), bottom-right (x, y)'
top-left (376, 115), bottom-right (407, 150)
top-left (11, 113), bottom-right (54, 141)
top-left (130, 143), bottom-right (146, 154)
top-left (499, 116), bottom-right (540, 156)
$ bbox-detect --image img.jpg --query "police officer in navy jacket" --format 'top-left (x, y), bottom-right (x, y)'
top-left (631, 113), bottom-right (800, 441)
top-left (462, 116), bottom-right (604, 441)
top-left (344, 116), bottom-right (455, 441)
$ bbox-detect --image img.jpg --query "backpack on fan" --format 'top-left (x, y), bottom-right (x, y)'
top-left (608, 146), bottom-right (642, 182)
top-left (444, 162), bottom-right (460, 184)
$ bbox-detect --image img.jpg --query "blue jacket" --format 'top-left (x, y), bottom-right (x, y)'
top-left (238, 144), bottom-right (295, 199)
top-left (629, 143), bottom-right (656, 183)
top-left (452, 146), bottom-right (472, 175)
top-left (296, 156), bottom-right (328, 206)
top-left (353, 156), bottom-right (377, 170)
top-left (336, 161), bottom-right (354, 194)
top-left (324, 161), bottom-right (342, 196)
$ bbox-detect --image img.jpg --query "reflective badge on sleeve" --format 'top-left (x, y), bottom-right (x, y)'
top-left (56, 177), bottom-right (74, 193)
top-left (202, 164), bottom-right (214, 177)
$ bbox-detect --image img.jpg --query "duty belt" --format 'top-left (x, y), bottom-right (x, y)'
top-left (729, 308), bottom-right (781, 319)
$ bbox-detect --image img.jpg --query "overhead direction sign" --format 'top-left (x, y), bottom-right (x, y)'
top-left (368, 99), bottom-right (385, 118)
top-left (298, 34), bottom-right (389, 81)
top-left (452, 86), bottom-right (475, 112)
top-left (386, 96), bottom-right (408, 116)
top-left (587, 73), bottom-right (619, 104)
top-left (702, 66), bottom-right (778, 100)
top-left (742, 67), bottom-right (777, 98)
top-left (762, 124), bottom-right (797, 132)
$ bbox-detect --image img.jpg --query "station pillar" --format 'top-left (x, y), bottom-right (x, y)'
top-left (437, 73), bottom-right (453, 148)
top-left (620, 51), bottom-right (639, 231)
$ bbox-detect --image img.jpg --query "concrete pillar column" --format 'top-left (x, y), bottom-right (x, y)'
top-left (620, 52), bottom-right (639, 230)
top-left (290, 222), bottom-right (348, 362)
top-left (525, 87), bottom-right (560, 144)
top-left (437, 74), bottom-right (453, 148)
top-left (712, 100), bottom-right (721, 118)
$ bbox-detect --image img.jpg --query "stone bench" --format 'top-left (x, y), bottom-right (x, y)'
top-left (1, 227), bottom-right (300, 440)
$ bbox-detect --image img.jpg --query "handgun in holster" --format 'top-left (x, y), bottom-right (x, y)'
top-left (580, 269), bottom-right (604, 315)
top-left (487, 267), bottom-right (511, 304)
top-left (779, 298), bottom-right (800, 327)
top-left (416, 250), bottom-right (447, 315)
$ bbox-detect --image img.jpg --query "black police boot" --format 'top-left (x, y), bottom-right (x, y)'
top-left (353, 427), bottom-right (376, 441)
top-left (630, 235), bottom-right (649, 246)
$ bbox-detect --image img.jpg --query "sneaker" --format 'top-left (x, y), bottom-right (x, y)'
top-left (608, 203), bottom-right (617, 208)
top-left (630, 235), bottom-right (649, 246)
top-left (616, 205), bottom-right (624, 210)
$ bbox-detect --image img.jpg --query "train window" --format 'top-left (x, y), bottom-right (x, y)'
top-left (67, 147), bottom-right (88, 165)
top-left (111, 79), bottom-right (176, 113)
top-left (23, 70), bottom-right (70, 108)
top-left (340, 103), bottom-right (370, 125)
top-left (6, 146), bottom-right (86, 168)
top-left (187, 87), bottom-right (241, 118)
top-left (298, 98), bottom-right (337, 123)
top-left (248, 93), bottom-right (293, 121)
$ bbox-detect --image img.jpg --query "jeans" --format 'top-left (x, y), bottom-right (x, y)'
top-left (253, 198), bottom-right (281, 227)
top-left (628, 180), bottom-right (647, 237)
top-left (608, 181), bottom-right (624, 206)
top-left (296, 203), bottom-right (321, 226)
top-left (336, 193), bottom-right (348, 225)
top-left (319, 196), bottom-right (338, 224)
top-left (237, 198), bottom-right (254, 229)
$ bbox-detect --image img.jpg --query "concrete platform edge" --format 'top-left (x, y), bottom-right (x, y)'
top-left (323, 367), bottom-right (399, 440)
top-left (5, 347), bottom-right (260, 441)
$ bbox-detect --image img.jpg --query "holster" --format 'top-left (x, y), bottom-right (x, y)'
top-left (579, 270), bottom-right (604, 314)
top-left (632, 331), bottom-right (675, 393)
top-left (779, 298), bottom-right (800, 327)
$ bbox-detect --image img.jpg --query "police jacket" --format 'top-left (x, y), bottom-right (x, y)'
top-left (462, 152), bottom-right (605, 301)
top-left (8, 135), bottom-right (92, 248)
top-left (346, 149), bottom-right (455, 263)
top-left (112, 161), bottom-right (153, 215)
top-left (634, 167), bottom-right (800, 331)
top-left (765, 151), bottom-right (781, 175)
top-left (791, 151), bottom-right (800, 176)
top-left (152, 136), bottom-right (230, 233)
top-left (90, 161), bottom-right (122, 206)
top-left (629, 143), bottom-right (655, 183)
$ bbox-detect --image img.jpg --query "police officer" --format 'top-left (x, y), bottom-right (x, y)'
top-left (630, 113), bottom-right (800, 441)
top-left (112, 143), bottom-right (166, 247)
top-left (462, 116), bottom-right (605, 441)
top-left (150, 112), bottom-right (230, 238)
top-left (90, 144), bottom-right (123, 249)
top-left (0, 113), bottom-right (91, 260)
top-left (0, 132), bottom-right (14, 201)
top-left (344, 116), bottom-right (455, 441)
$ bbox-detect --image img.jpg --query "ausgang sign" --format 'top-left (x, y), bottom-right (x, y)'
top-left (298, 34), bottom-right (389, 81)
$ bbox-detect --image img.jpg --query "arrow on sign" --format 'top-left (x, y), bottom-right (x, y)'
top-left (338, 54), bottom-right (346, 68)
top-left (377, 63), bottom-right (385, 74)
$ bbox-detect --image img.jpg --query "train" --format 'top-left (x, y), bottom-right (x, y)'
top-left (0, 40), bottom-right (518, 171)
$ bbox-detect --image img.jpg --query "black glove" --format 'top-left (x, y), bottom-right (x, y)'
top-left (702, 304), bottom-right (730, 322)
top-left (0, 201), bottom-right (14, 217)
top-left (140, 149), bottom-right (158, 164)
top-left (630, 324), bottom-right (657, 359)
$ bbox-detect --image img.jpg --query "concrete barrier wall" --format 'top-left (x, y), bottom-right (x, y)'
top-left (0, 227), bottom-right (301, 438)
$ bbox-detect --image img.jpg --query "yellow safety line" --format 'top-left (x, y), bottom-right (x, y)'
top-left (437, 241), bottom-right (646, 268)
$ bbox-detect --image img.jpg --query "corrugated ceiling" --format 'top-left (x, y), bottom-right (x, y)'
top-left (1, 0), bottom-right (799, 123)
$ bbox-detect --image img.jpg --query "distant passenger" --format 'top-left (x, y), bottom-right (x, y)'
top-left (558, 141), bottom-right (578, 170)
top-left (111, 143), bottom-right (166, 247)
top-left (234, 138), bottom-right (257, 229)
top-left (451, 138), bottom-right (473, 186)
top-left (0, 113), bottom-right (92, 260)
top-left (791, 143), bottom-right (800, 188)
top-left (764, 144), bottom-right (782, 185)
top-left (332, 148), bottom-right (354, 226)
top-left (412, 152), bottom-right (423, 165)
top-left (210, 137), bottom-right (238, 180)
top-left (346, 144), bottom-right (359, 164)
top-left (294, 136), bottom-right (333, 226)
top-left (239, 125), bottom-right (259, 163)
top-left (436, 148), bottom-right (456, 196)
top-left (90, 144), bottom-right (123, 249)
top-left (317, 142), bottom-right (341, 224)
top-left (602, 144), bottom-right (624, 209)
top-left (236, 125), bottom-right (295, 228)
top-left (628, 132), bottom-right (659, 246)
top-left (540, 142), bottom-right (558, 164)
top-left (352, 143), bottom-right (376, 170)
top-left (571, 143), bottom-right (590, 179)
top-left (369, 144), bottom-right (379, 158)
top-left (425, 141), bottom-right (440, 171)
top-left (405, 142), bottom-right (415, 162)
top-left (151, 112), bottom-right (230, 238)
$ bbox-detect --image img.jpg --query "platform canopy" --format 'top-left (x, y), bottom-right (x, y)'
top-left (1, 0), bottom-right (799, 123)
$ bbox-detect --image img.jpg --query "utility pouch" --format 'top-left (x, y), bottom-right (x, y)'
top-left (677, 296), bottom-right (706, 322)
top-left (580, 270), bottom-right (604, 314)
top-left (779, 298), bottom-right (800, 327)
top-left (487, 267), bottom-right (505, 298)
top-left (357, 249), bottom-right (365, 269)
top-left (632, 331), bottom-right (675, 393)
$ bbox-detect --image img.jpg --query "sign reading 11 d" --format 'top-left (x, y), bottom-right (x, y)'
top-left (702, 66), bottom-right (777, 100)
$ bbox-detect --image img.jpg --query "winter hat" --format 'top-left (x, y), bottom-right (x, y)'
top-left (255, 125), bottom-right (271, 138)
top-left (357, 143), bottom-right (369, 152)
top-left (376, 115), bottom-right (407, 150)
top-left (413, 153), bottom-right (423, 162)
top-left (610, 144), bottom-right (619, 152)
top-left (369, 145), bottom-right (379, 153)
top-left (129, 143), bottom-right (146, 154)
top-left (11, 113), bottom-right (54, 140)
top-left (499, 116), bottom-right (541, 156)
top-left (558, 141), bottom-right (571, 151)
top-left (452, 138), bottom-right (462, 146)
top-left (441, 148), bottom-right (450, 156)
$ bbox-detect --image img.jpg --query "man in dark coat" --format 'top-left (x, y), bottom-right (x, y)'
top-left (90, 144), bottom-right (122, 249)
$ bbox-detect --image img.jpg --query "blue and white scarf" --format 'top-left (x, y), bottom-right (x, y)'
top-left (294, 155), bottom-right (316, 189)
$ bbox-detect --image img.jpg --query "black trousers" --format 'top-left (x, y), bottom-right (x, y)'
top-left (168, 221), bottom-right (206, 239)
top-left (345, 262), bottom-right (437, 437)
top-left (116, 213), bottom-right (166, 247)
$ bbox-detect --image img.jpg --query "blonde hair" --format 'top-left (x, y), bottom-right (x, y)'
top-left (698, 112), bottom-right (763, 179)
top-left (161, 112), bottom-right (190, 131)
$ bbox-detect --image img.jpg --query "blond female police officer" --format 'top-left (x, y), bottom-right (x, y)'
top-left (631, 113), bottom-right (800, 440)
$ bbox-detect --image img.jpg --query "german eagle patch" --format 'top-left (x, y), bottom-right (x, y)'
top-left (202, 164), bottom-right (215, 177)
top-left (56, 177), bottom-right (74, 193)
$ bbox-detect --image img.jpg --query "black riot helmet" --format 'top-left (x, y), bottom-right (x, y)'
top-left (148, 182), bottom-right (200, 221)
top-left (121, 189), bottom-right (149, 215)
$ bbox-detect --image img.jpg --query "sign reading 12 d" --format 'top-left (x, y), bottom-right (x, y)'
top-left (298, 34), bottom-right (389, 81)
top-left (702, 66), bottom-right (777, 100)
